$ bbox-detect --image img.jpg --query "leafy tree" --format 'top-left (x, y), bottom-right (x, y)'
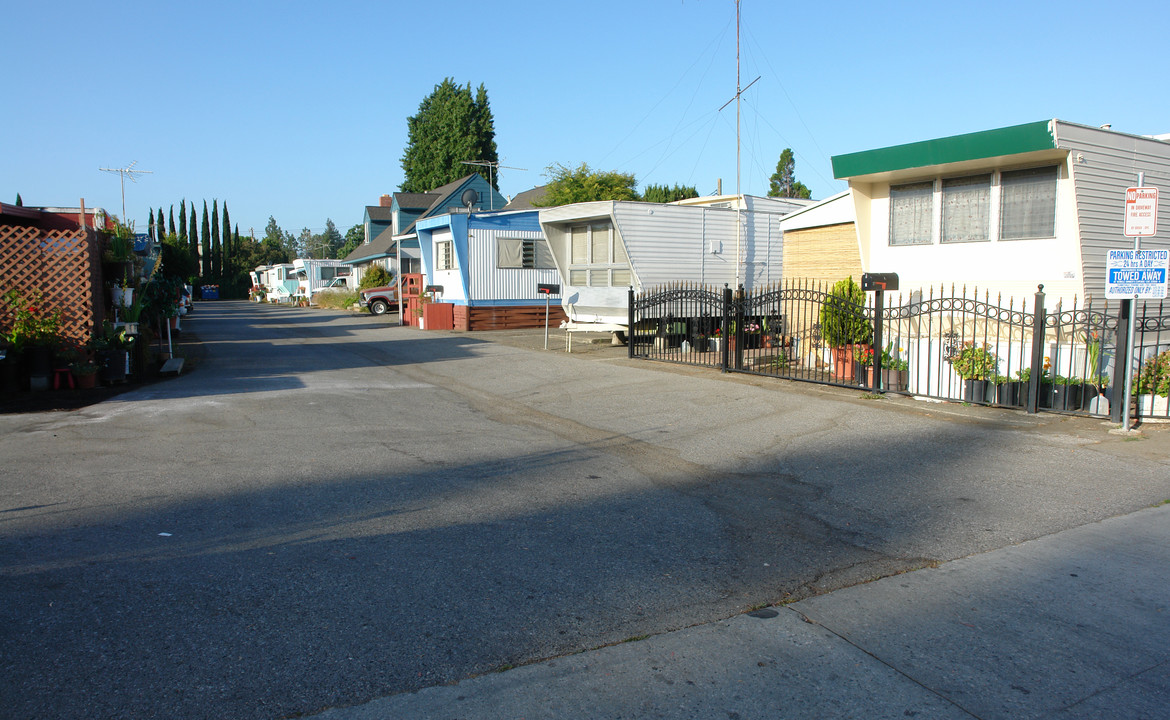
top-left (319, 218), bottom-right (342, 259)
top-left (400, 78), bottom-right (498, 192)
top-left (337, 223), bottom-right (363, 259)
top-left (640, 183), bottom-right (699, 203)
top-left (533, 163), bottom-right (638, 206)
top-left (160, 232), bottom-right (199, 281)
top-left (201, 201), bottom-right (211, 277)
top-left (768, 148), bottom-right (812, 199)
top-left (260, 216), bottom-right (294, 265)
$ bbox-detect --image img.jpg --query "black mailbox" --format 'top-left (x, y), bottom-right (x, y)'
top-left (424, 285), bottom-right (444, 294)
top-left (537, 283), bottom-right (561, 295)
top-left (861, 273), bottom-right (899, 291)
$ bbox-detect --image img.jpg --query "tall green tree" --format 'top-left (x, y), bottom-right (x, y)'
top-left (158, 207), bottom-right (165, 240)
top-left (211, 200), bottom-right (221, 278)
top-left (189, 205), bottom-right (198, 262)
top-left (400, 78), bottom-right (498, 192)
top-left (168, 205), bottom-right (176, 238)
top-left (533, 162), bottom-right (639, 206)
top-left (148, 209), bottom-right (156, 241)
top-left (179, 199), bottom-right (187, 244)
top-left (320, 218), bottom-right (342, 259)
top-left (201, 201), bottom-right (211, 277)
top-left (261, 216), bottom-right (294, 264)
top-left (15, 193), bottom-right (22, 206)
top-left (337, 223), bottom-right (363, 259)
top-left (640, 184), bottom-right (699, 203)
top-left (768, 148), bottom-right (812, 199)
top-left (222, 202), bottom-right (232, 277)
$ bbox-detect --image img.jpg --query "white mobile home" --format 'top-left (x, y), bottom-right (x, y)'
top-left (291, 258), bottom-right (352, 300)
top-left (537, 196), bottom-right (812, 327)
top-left (831, 119), bottom-right (1170, 304)
top-left (251, 264), bottom-right (297, 302)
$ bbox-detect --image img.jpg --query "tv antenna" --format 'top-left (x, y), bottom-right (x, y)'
top-left (460, 159), bottom-right (526, 210)
top-left (99, 161), bottom-right (153, 222)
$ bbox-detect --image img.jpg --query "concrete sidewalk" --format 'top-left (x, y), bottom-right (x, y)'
top-left (313, 503), bottom-right (1170, 719)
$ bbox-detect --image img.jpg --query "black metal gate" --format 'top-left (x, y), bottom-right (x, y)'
top-left (630, 280), bottom-right (1170, 422)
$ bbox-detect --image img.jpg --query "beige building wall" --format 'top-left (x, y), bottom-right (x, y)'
top-left (782, 222), bottom-right (863, 284)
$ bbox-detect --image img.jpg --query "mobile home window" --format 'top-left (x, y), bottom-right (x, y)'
top-left (570, 226), bottom-right (589, 264)
top-left (1000, 166), bottom-right (1057, 240)
top-left (591, 223), bottom-right (611, 263)
top-left (941, 174), bottom-right (991, 244)
top-left (889, 182), bottom-right (933, 246)
top-left (435, 240), bottom-right (454, 270)
top-left (497, 237), bottom-right (555, 269)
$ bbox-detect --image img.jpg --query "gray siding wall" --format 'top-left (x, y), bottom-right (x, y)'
top-left (467, 227), bottom-right (559, 302)
top-left (612, 204), bottom-right (785, 289)
top-left (1056, 122), bottom-right (1170, 297)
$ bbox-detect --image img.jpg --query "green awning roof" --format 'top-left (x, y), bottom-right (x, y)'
top-left (832, 120), bottom-right (1057, 180)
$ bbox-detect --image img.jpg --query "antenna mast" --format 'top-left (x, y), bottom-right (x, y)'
top-left (460, 160), bottom-right (526, 210)
top-left (717, 2), bottom-right (758, 288)
top-left (99, 161), bottom-right (153, 223)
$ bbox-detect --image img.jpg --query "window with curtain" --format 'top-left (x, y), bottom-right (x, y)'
top-left (570, 226), bottom-right (589, 264)
top-left (889, 182), bottom-right (934, 246)
top-left (591, 223), bottom-right (611, 263)
top-left (1000, 166), bottom-right (1057, 240)
top-left (941, 174), bottom-right (991, 243)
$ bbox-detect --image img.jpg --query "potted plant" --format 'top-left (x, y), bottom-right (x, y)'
top-left (865, 341), bottom-right (907, 391)
top-left (71, 359), bottom-right (100, 389)
top-left (993, 374), bottom-right (1022, 406)
top-left (819, 276), bottom-right (872, 380)
top-left (950, 342), bottom-right (998, 403)
top-left (1017, 359), bottom-right (1053, 408)
top-left (1051, 375), bottom-right (1085, 411)
top-left (1133, 349), bottom-right (1170, 416)
top-left (2, 290), bottom-right (64, 391)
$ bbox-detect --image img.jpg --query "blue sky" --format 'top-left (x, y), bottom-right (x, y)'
top-left (4, 1), bottom-right (1167, 238)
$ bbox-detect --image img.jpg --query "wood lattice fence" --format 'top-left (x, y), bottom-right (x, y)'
top-left (0, 224), bottom-right (100, 345)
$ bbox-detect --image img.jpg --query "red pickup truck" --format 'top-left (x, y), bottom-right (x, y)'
top-left (359, 285), bottom-right (399, 315)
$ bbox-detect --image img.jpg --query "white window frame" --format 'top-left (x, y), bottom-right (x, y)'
top-left (435, 240), bottom-right (454, 270)
top-left (887, 164), bottom-right (1060, 247)
top-left (567, 221), bottom-right (628, 286)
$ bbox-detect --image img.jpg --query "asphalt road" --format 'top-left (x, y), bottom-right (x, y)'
top-left (2, 301), bottom-right (1168, 719)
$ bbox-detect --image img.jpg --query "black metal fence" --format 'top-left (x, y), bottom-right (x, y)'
top-left (629, 280), bottom-right (1170, 422)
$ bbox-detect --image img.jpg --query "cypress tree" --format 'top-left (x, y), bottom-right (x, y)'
top-left (201, 201), bottom-right (211, 278)
top-left (222, 202), bottom-right (232, 278)
top-left (189, 206), bottom-right (199, 264)
top-left (211, 200), bottom-right (220, 278)
top-left (179, 199), bottom-right (187, 243)
top-left (148, 209), bottom-right (156, 241)
top-left (169, 206), bottom-right (176, 238)
top-left (15, 193), bottom-right (22, 206)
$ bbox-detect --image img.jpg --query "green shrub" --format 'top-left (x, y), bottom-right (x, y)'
top-left (359, 265), bottom-right (393, 290)
top-left (950, 343), bottom-right (999, 380)
top-left (313, 290), bottom-right (359, 309)
top-left (819, 276), bottom-right (872, 347)
top-left (1134, 349), bottom-right (1170, 397)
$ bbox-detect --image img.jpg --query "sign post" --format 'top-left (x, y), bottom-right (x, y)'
top-left (1114, 177), bottom-right (1161, 431)
top-left (537, 283), bottom-right (560, 350)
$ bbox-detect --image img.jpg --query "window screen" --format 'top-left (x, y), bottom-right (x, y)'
top-left (1001, 166), bottom-right (1057, 240)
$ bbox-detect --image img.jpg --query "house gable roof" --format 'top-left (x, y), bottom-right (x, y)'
top-left (343, 225), bottom-right (396, 264)
top-left (503, 185), bottom-right (548, 210)
top-left (397, 174), bottom-right (504, 236)
top-left (365, 205), bottom-right (393, 222)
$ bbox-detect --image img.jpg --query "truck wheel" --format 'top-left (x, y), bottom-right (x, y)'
top-left (370, 299), bottom-right (389, 315)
